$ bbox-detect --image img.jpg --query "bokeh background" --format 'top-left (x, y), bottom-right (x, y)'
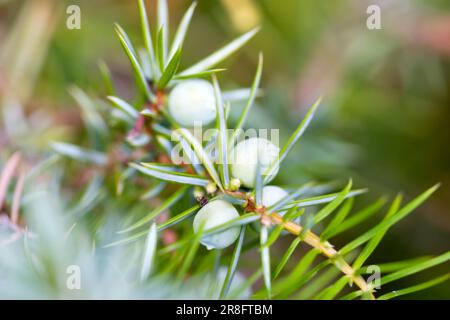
top-left (0, 0), bottom-right (449, 298)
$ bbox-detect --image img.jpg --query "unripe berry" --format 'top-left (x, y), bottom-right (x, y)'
top-left (193, 199), bottom-right (240, 250)
top-left (262, 185), bottom-right (288, 211)
top-left (230, 137), bottom-right (279, 188)
top-left (253, 185), bottom-right (298, 232)
top-left (168, 79), bottom-right (216, 127)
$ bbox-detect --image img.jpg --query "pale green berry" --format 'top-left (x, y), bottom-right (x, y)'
top-left (193, 200), bottom-right (240, 250)
top-left (263, 186), bottom-right (301, 227)
top-left (168, 79), bottom-right (216, 127)
top-left (262, 185), bottom-right (288, 211)
top-left (230, 137), bottom-right (280, 188)
top-left (252, 185), bottom-right (290, 231)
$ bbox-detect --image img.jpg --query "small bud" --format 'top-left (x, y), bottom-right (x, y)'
top-left (229, 178), bottom-right (241, 191)
top-left (193, 188), bottom-right (204, 199)
top-left (206, 182), bottom-right (217, 194)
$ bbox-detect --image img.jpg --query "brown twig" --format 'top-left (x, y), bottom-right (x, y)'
top-left (242, 194), bottom-right (375, 299)
top-left (269, 212), bottom-right (375, 299)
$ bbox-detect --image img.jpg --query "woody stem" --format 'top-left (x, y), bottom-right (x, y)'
top-left (269, 212), bottom-right (375, 299)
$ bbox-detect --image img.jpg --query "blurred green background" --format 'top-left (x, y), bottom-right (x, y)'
top-left (0, 0), bottom-right (449, 298)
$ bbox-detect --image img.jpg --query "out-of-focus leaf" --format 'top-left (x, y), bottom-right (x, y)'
top-left (267, 182), bottom-right (315, 213)
top-left (380, 251), bottom-right (450, 286)
top-left (70, 86), bottom-right (108, 138)
top-left (168, 1), bottom-right (197, 60)
top-left (99, 61), bottom-right (116, 95)
top-left (296, 262), bottom-right (337, 299)
top-left (322, 197), bottom-right (386, 240)
top-left (157, 0), bottom-right (168, 66)
top-left (116, 167), bottom-right (134, 195)
top-left (212, 76), bottom-right (230, 188)
top-left (103, 230), bottom-right (148, 248)
top-left (26, 154), bottom-right (60, 182)
top-left (360, 257), bottom-right (431, 274)
top-left (68, 174), bottom-right (104, 218)
top-left (175, 128), bottom-right (222, 190)
top-left (174, 69), bottom-right (226, 81)
top-left (178, 221), bottom-right (204, 280)
top-left (220, 226), bottom-right (246, 298)
top-left (231, 53), bottom-right (263, 144)
top-left (263, 224), bottom-right (284, 249)
top-left (107, 96), bottom-right (139, 119)
top-left (222, 88), bottom-right (263, 102)
top-left (138, 0), bottom-right (157, 78)
top-left (274, 237), bottom-right (302, 279)
top-left (179, 28), bottom-right (259, 76)
top-left (229, 270), bottom-right (262, 300)
top-left (119, 186), bottom-right (188, 233)
top-left (115, 23), bottom-right (154, 101)
top-left (340, 185), bottom-right (440, 255)
top-left (131, 162), bottom-right (210, 186)
top-left (260, 226), bottom-right (271, 299)
top-left (320, 197), bottom-right (354, 240)
top-left (313, 180), bottom-right (352, 225)
top-left (141, 108), bottom-right (157, 118)
top-left (352, 195), bottom-right (401, 270)
top-left (158, 205), bottom-right (200, 231)
top-left (282, 189), bottom-right (367, 210)
top-left (378, 273), bottom-right (450, 300)
top-left (140, 223), bottom-right (157, 282)
top-left (315, 276), bottom-right (348, 300)
top-left (273, 249), bottom-right (319, 299)
top-left (264, 97), bottom-right (320, 183)
top-left (157, 48), bottom-right (182, 89)
top-left (51, 142), bottom-right (107, 165)
top-left (156, 26), bottom-right (165, 73)
top-left (140, 182), bottom-right (167, 200)
top-left (179, 137), bottom-right (204, 175)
